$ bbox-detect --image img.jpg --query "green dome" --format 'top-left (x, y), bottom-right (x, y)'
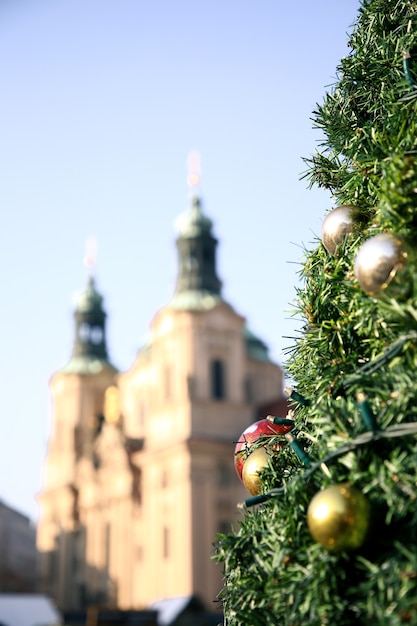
top-left (175, 196), bottom-right (213, 238)
top-left (61, 355), bottom-right (118, 376)
top-left (244, 326), bottom-right (271, 362)
top-left (169, 289), bottom-right (223, 311)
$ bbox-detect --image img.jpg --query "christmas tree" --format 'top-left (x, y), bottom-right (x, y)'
top-left (215, 1), bottom-right (417, 624)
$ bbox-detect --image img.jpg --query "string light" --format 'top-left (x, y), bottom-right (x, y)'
top-left (339, 331), bottom-right (417, 390)
top-left (266, 415), bottom-right (295, 428)
top-left (284, 387), bottom-right (311, 406)
top-left (356, 392), bottom-right (378, 433)
top-left (239, 421), bottom-right (417, 509)
top-left (402, 50), bottom-right (416, 89)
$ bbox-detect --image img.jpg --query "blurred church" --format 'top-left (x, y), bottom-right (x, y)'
top-left (36, 159), bottom-right (286, 613)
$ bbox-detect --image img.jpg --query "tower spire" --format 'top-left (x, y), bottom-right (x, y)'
top-left (72, 277), bottom-right (108, 361)
top-left (171, 153), bottom-right (222, 307)
top-left (61, 241), bottom-right (117, 375)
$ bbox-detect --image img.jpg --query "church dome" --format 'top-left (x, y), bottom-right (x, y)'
top-left (244, 326), bottom-right (271, 362)
top-left (175, 196), bottom-right (213, 238)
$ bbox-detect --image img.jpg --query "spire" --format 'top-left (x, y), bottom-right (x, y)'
top-left (61, 241), bottom-right (117, 375)
top-left (171, 152), bottom-right (222, 308)
top-left (72, 276), bottom-right (108, 361)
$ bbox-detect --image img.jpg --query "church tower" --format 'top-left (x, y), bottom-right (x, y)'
top-left (37, 275), bottom-right (119, 609)
top-left (37, 160), bottom-right (285, 613)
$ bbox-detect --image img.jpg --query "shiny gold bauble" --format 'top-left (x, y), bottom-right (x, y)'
top-left (307, 484), bottom-right (371, 552)
top-left (321, 205), bottom-right (355, 255)
top-left (242, 447), bottom-right (271, 496)
top-left (354, 233), bottom-right (410, 298)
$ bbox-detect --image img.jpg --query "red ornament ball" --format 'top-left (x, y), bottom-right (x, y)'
top-left (234, 418), bottom-right (293, 480)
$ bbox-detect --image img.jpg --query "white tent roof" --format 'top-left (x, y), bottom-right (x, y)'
top-left (150, 596), bottom-right (192, 626)
top-left (0, 594), bottom-right (61, 626)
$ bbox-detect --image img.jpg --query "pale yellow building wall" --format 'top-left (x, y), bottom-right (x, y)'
top-left (116, 301), bottom-right (283, 608)
top-left (37, 367), bottom-right (118, 608)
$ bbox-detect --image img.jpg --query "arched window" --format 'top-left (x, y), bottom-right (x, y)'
top-left (164, 365), bottom-right (172, 401)
top-left (211, 359), bottom-right (226, 400)
top-left (163, 526), bottom-right (170, 559)
top-left (244, 376), bottom-right (253, 403)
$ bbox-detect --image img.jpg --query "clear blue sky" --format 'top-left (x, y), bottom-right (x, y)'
top-left (0, 0), bottom-right (360, 521)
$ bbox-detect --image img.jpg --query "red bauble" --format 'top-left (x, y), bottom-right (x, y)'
top-left (234, 418), bottom-right (293, 480)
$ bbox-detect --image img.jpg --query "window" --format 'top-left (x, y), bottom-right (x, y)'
top-left (244, 376), bottom-right (253, 403)
top-left (187, 375), bottom-right (195, 399)
top-left (104, 523), bottom-right (111, 569)
top-left (71, 528), bottom-right (81, 575)
top-left (186, 253), bottom-right (198, 270)
top-left (163, 526), bottom-right (170, 559)
top-left (164, 365), bottom-right (172, 401)
top-left (104, 386), bottom-right (120, 423)
top-left (90, 326), bottom-right (103, 344)
top-left (132, 466), bottom-right (142, 506)
top-left (78, 323), bottom-right (90, 342)
top-left (48, 547), bottom-right (58, 584)
top-left (211, 359), bottom-right (226, 400)
top-left (217, 462), bottom-right (231, 486)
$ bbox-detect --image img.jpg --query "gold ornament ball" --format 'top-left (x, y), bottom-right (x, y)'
top-left (321, 205), bottom-right (355, 255)
top-left (242, 447), bottom-right (271, 496)
top-left (354, 233), bottom-right (410, 298)
top-left (307, 484), bottom-right (371, 552)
